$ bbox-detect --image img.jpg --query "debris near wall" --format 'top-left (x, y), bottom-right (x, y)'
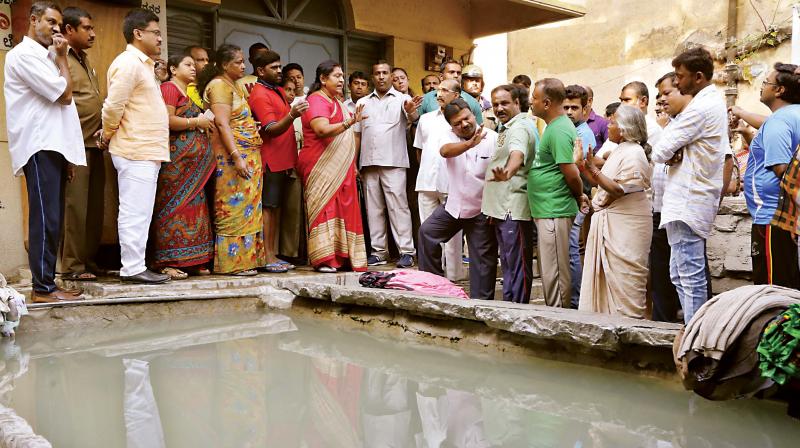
top-left (0, 275), bottom-right (27, 338)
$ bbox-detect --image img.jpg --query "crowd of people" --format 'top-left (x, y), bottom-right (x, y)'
top-left (6, 3), bottom-right (800, 326)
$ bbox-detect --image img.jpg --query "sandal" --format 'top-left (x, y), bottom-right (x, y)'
top-left (316, 265), bottom-right (337, 273)
top-left (161, 267), bottom-right (189, 280)
top-left (62, 271), bottom-right (97, 281)
top-left (231, 269), bottom-right (258, 277)
top-left (258, 262), bottom-right (289, 273)
top-left (276, 260), bottom-right (296, 270)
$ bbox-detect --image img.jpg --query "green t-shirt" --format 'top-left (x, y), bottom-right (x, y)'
top-left (528, 115), bottom-right (579, 218)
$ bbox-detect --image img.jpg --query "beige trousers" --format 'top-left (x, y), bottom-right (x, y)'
top-left (535, 217), bottom-right (574, 307)
top-left (418, 191), bottom-right (465, 281)
top-left (363, 166), bottom-right (416, 256)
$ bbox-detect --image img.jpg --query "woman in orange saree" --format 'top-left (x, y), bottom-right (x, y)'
top-left (296, 60), bottom-right (367, 273)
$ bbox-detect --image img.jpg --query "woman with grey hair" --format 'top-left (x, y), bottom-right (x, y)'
top-left (577, 104), bottom-right (653, 318)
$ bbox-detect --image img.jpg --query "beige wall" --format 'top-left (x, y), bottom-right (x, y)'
top-left (508, 0), bottom-right (794, 118)
top-left (351, 0), bottom-right (474, 92)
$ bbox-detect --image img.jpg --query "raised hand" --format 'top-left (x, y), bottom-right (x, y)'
top-left (353, 103), bottom-right (368, 123)
top-left (403, 95), bottom-right (424, 115)
top-left (52, 33), bottom-right (68, 57)
top-left (467, 125), bottom-right (486, 148)
top-left (573, 137), bottom-right (584, 165)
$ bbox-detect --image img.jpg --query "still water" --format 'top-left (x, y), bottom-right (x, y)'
top-left (1, 312), bottom-right (798, 448)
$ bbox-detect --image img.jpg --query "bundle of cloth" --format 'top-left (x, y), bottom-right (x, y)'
top-left (359, 270), bottom-right (469, 299)
top-left (674, 284), bottom-right (800, 418)
top-left (0, 274), bottom-right (27, 337)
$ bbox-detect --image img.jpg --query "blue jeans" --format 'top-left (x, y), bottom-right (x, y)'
top-left (666, 221), bottom-right (708, 324)
top-left (569, 211), bottom-right (586, 309)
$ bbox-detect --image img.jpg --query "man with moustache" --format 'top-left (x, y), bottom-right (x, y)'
top-left (418, 99), bottom-right (497, 299)
top-left (5, 1), bottom-right (86, 302)
top-left (418, 59), bottom-right (483, 124)
top-left (414, 79), bottom-right (464, 281)
top-left (99, 8), bottom-right (170, 284)
top-left (356, 61), bottom-right (422, 268)
top-left (483, 84), bottom-right (538, 303)
top-left (248, 50), bottom-right (310, 273)
top-left (462, 65), bottom-right (496, 131)
top-left (59, 6), bottom-right (105, 282)
top-left (421, 74), bottom-right (440, 94)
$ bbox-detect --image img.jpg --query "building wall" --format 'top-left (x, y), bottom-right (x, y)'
top-left (351, 0), bottom-right (474, 93)
top-left (508, 0), bottom-right (794, 117)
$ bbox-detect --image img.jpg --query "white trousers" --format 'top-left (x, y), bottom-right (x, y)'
top-left (418, 191), bottom-right (465, 282)
top-left (112, 155), bottom-right (160, 277)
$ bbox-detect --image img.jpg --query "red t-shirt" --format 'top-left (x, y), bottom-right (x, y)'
top-left (248, 82), bottom-right (298, 171)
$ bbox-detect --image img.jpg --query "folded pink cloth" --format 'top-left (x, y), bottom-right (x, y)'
top-left (365, 269), bottom-right (468, 299)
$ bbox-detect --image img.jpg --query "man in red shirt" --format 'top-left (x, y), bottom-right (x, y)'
top-left (248, 50), bottom-right (309, 272)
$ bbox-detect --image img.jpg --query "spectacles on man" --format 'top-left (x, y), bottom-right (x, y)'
top-left (762, 79), bottom-right (778, 88)
top-left (137, 29), bottom-right (162, 38)
top-left (437, 88), bottom-right (457, 94)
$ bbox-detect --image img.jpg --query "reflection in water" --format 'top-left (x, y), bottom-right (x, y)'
top-left (123, 359), bottom-right (165, 448)
top-left (0, 312), bottom-right (798, 448)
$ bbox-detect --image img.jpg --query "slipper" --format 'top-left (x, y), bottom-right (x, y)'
top-left (231, 269), bottom-right (258, 276)
top-left (258, 262), bottom-right (289, 273)
top-left (62, 272), bottom-right (97, 281)
top-left (161, 267), bottom-right (189, 280)
top-left (276, 260), bottom-right (296, 270)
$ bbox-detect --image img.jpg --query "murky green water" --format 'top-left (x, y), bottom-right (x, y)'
top-left (1, 312), bottom-right (798, 447)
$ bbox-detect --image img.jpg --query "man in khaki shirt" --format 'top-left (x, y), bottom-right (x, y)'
top-left (99, 8), bottom-right (169, 283)
top-left (60, 6), bottom-right (104, 281)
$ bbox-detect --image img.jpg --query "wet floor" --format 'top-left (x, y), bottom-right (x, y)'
top-left (1, 312), bottom-right (798, 447)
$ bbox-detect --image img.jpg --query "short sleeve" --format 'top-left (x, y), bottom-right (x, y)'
top-left (552, 128), bottom-right (576, 165)
top-left (249, 85), bottom-right (280, 126)
top-left (11, 54), bottom-right (67, 103)
top-left (204, 79), bottom-right (233, 106)
top-left (305, 94), bottom-right (333, 122)
top-left (506, 126), bottom-right (532, 164)
top-left (762, 118), bottom-right (795, 168)
top-left (160, 82), bottom-right (182, 108)
top-left (413, 116), bottom-right (425, 149)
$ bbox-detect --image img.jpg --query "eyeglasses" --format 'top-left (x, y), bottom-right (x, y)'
top-left (762, 80), bottom-right (778, 88)
top-left (437, 88), bottom-right (457, 94)
top-left (137, 29), bottom-right (162, 38)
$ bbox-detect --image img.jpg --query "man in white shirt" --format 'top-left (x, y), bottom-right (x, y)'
top-left (355, 61), bottom-right (422, 268)
top-left (651, 47), bottom-right (728, 323)
top-left (414, 79), bottom-right (464, 281)
top-left (4, 2), bottom-right (86, 302)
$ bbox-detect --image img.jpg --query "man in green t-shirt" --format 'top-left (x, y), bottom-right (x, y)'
top-left (528, 78), bottom-right (589, 308)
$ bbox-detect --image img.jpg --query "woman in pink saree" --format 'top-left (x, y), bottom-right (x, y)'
top-left (296, 60), bottom-right (368, 273)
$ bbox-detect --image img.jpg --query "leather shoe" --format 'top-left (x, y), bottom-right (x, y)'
top-left (121, 269), bottom-right (171, 284)
top-left (32, 290), bottom-right (84, 303)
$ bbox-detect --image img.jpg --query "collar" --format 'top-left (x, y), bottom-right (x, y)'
top-left (256, 77), bottom-right (279, 90)
top-left (21, 36), bottom-right (50, 58)
top-left (126, 44), bottom-right (154, 65)
top-left (501, 112), bottom-right (526, 130)
top-left (587, 110), bottom-right (599, 122)
top-left (369, 87), bottom-right (400, 99)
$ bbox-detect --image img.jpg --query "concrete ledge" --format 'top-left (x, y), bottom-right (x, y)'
top-left (15, 271), bottom-right (682, 374)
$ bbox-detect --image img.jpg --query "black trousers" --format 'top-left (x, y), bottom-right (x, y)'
top-left (751, 223), bottom-right (800, 288)
top-left (418, 206), bottom-right (497, 300)
top-left (650, 212), bottom-right (713, 322)
top-left (23, 151), bottom-right (65, 294)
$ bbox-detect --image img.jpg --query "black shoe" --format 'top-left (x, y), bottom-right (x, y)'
top-left (396, 254), bottom-right (415, 268)
top-left (121, 269), bottom-right (171, 284)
